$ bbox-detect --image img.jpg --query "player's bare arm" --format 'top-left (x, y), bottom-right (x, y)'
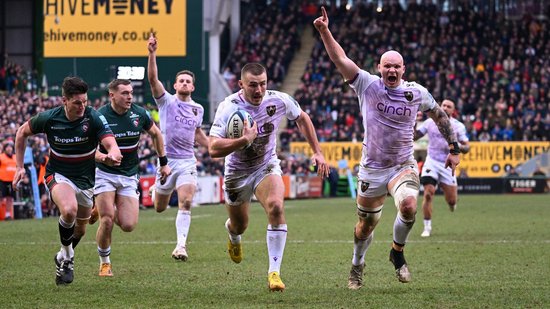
top-left (147, 123), bottom-right (171, 181)
top-left (12, 121), bottom-right (33, 191)
top-left (295, 112), bottom-right (330, 178)
top-left (147, 32), bottom-right (166, 98)
top-left (314, 6), bottom-right (360, 82)
top-left (195, 127), bottom-right (209, 148)
top-left (427, 105), bottom-right (457, 144)
top-left (101, 136), bottom-right (123, 166)
top-left (208, 120), bottom-right (257, 158)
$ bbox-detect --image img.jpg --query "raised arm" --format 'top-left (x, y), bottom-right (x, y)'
top-left (295, 111), bottom-right (330, 178)
top-left (147, 33), bottom-right (166, 99)
top-left (313, 6), bottom-right (360, 82)
top-left (12, 122), bottom-right (33, 190)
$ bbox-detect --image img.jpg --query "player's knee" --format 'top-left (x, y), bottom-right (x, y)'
top-left (100, 215), bottom-right (114, 230)
top-left (267, 199), bottom-right (284, 218)
top-left (423, 190), bottom-right (434, 203)
top-left (119, 222), bottom-right (136, 232)
top-left (399, 196), bottom-right (417, 219)
top-left (446, 196), bottom-right (457, 206)
top-left (179, 198), bottom-right (192, 211)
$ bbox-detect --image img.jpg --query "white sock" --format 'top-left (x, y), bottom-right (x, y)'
top-left (424, 219), bottom-right (432, 229)
top-left (149, 185), bottom-right (156, 203)
top-left (393, 213), bottom-right (414, 245)
top-left (225, 218), bottom-right (241, 244)
top-left (98, 246), bottom-right (111, 264)
top-left (176, 210), bottom-right (191, 247)
top-left (352, 233), bottom-right (373, 266)
top-left (267, 224), bottom-right (287, 274)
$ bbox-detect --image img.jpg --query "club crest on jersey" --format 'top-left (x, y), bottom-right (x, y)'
top-left (82, 122), bottom-right (89, 132)
top-left (360, 181), bottom-right (370, 192)
top-left (192, 108), bottom-right (198, 116)
top-left (266, 105), bottom-right (276, 116)
top-left (404, 91), bottom-right (414, 102)
top-left (133, 119), bottom-right (139, 127)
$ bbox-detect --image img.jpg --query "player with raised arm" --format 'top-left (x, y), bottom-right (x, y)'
top-left (314, 7), bottom-right (460, 289)
top-left (12, 76), bottom-right (122, 285)
top-left (414, 99), bottom-right (470, 237)
top-left (91, 79), bottom-right (171, 277)
top-left (209, 62), bottom-right (330, 291)
top-left (147, 33), bottom-right (209, 261)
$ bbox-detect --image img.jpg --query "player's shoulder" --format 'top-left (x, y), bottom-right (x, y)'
top-left (264, 90), bottom-right (297, 106)
top-left (452, 117), bottom-right (467, 129)
top-left (188, 100), bottom-right (205, 111)
top-left (402, 80), bottom-right (428, 92)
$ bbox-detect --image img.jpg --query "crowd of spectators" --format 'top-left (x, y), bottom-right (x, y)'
top-left (222, 0), bottom-right (306, 92)
top-left (281, 2), bottom-right (549, 147)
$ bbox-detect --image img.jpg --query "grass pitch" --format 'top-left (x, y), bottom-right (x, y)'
top-left (1, 194), bottom-right (549, 308)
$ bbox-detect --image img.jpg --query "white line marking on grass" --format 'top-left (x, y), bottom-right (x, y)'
top-left (2, 239), bottom-right (550, 246)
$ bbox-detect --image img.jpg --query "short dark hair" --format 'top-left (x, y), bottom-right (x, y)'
top-left (241, 63), bottom-right (266, 79)
top-left (175, 70), bottom-right (195, 84)
top-left (62, 76), bottom-right (88, 98)
top-left (108, 79), bottom-right (132, 92)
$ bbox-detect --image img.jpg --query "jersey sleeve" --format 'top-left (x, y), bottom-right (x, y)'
top-left (196, 105), bottom-right (205, 128)
top-left (90, 109), bottom-right (114, 140)
top-left (456, 122), bottom-right (469, 143)
top-left (153, 90), bottom-right (170, 108)
top-left (142, 108), bottom-right (154, 131)
top-left (349, 69), bottom-right (379, 97)
top-left (418, 85), bottom-right (437, 112)
top-left (281, 92), bottom-right (302, 121)
top-left (209, 100), bottom-right (232, 138)
top-left (28, 112), bottom-right (49, 134)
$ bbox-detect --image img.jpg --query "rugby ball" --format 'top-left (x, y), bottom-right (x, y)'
top-left (226, 109), bottom-right (254, 139)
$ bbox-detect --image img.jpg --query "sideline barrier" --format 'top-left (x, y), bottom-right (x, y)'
top-left (421, 177), bottom-right (549, 194)
top-left (139, 175), bottom-right (548, 207)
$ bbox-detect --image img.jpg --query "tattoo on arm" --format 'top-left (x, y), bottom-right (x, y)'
top-left (429, 106), bottom-right (457, 143)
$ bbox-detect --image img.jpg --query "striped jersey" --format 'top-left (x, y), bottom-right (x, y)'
top-left (96, 103), bottom-right (154, 176)
top-left (29, 106), bottom-right (113, 189)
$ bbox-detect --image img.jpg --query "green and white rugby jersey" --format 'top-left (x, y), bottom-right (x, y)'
top-left (29, 106), bottom-right (114, 189)
top-left (96, 103), bottom-right (153, 177)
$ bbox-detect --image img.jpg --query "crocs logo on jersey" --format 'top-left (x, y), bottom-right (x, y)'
top-left (376, 102), bottom-right (412, 117)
